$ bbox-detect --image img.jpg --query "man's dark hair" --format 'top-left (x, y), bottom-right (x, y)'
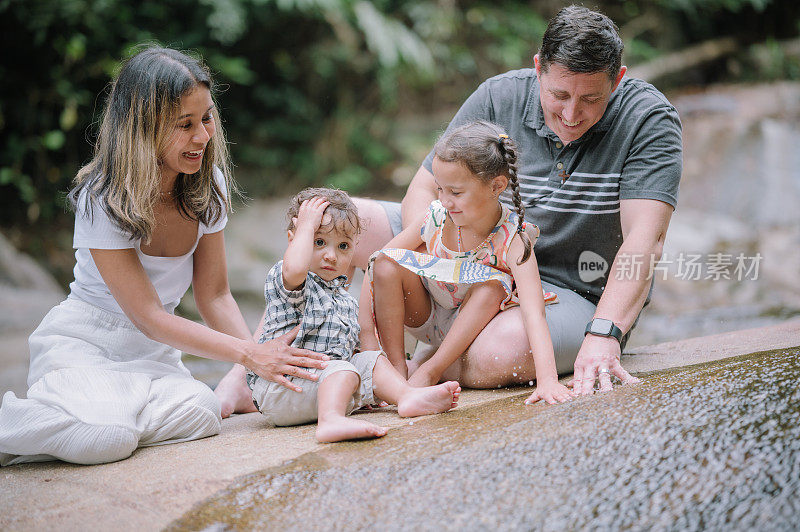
top-left (538, 5), bottom-right (623, 80)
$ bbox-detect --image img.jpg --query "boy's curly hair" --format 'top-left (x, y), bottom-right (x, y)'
top-left (286, 187), bottom-right (363, 236)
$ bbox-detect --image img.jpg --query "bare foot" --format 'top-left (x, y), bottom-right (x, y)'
top-left (397, 381), bottom-right (460, 418)
top-left (214, 365), bottom-right (257, 418)
top-left (316, 416), bottom-right (389, 443)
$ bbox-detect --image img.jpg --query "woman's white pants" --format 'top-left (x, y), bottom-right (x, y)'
top-left (0, 298), bottom-right (221, 466)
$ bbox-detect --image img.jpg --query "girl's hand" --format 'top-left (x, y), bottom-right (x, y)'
top-left (524, 380), bottom-right (575, 405)
top-left (293, 197), bottom-right (330, 234)
top-left (245, 326), bottom-right (330, 393)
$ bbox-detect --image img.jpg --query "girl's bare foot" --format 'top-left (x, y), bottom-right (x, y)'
top-left (214, 365), bottom-right (257, 418)
top-left (316, 416), bottom-right (388, 443)
top-left (397, 381), bottom-right (460, 418)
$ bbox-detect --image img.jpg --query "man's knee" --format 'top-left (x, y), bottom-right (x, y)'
top-left (478, 308), bottom-right (526, 342)
top-left (461, 309), bottom-right (532, 382)
top-left (352, 198), bottom-right (394, 270)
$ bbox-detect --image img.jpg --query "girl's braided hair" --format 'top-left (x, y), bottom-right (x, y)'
top-left (433, 120), bottom-right (532, 264)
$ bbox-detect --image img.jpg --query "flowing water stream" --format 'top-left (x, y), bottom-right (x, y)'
top-left (169, 348), bottom-right (800, 531)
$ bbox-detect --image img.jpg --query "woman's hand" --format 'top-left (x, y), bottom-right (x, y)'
top-left (245, 326), bottom-right (329, 393)
top-left (524, 379), bottom-right (575, 405)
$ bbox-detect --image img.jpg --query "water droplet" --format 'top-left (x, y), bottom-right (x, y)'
top-left (528, 380), bottom-right (534, 386)
top-left (513, 372), bottom-right (518, 377)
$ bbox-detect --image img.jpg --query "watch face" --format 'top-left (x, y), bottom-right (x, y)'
top-left (590, 318), bottom-right (613, 335)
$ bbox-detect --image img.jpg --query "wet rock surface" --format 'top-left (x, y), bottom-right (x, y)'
top-left (170, 348), bottom-right (800, 531)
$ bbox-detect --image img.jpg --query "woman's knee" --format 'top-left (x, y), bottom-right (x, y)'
top-left (175, 379), bottom-right (223, 425)
top-left (190, 380), bottom-right (223, 412)
top-left (143, 380), bottom-right (221, 444)
top-left (60, 423), bottom-right (139, 465)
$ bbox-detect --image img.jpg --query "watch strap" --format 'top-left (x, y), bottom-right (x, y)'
top-left (584, 318), bottom-right (623, 343)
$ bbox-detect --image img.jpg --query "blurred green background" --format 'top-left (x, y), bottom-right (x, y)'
top-left (1, 0), bottom-right (799, 284)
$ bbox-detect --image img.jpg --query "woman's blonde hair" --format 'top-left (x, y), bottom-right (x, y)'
top-left (69, 46), bottom-right (235, 242)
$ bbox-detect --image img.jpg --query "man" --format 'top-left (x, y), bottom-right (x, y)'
top-left (216, 5), bottom-right (681, 416)
top-left (351, 5), bottom-right (682, 396)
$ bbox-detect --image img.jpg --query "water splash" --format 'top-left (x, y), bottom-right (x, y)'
top-left (169, 348), bottom-right (800, 531)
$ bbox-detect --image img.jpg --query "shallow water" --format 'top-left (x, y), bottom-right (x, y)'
top-left (169, 348), bottom-right (800, 531)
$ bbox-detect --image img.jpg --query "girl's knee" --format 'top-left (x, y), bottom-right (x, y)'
top-left (372, 254), bottom-right (400, 283)
top-left (467, 281), bottom-right (508, 305)
top-left (461, 311), bottom-right (532, 386)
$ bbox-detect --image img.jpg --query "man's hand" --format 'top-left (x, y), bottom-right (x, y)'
top-left (570, 334), bottom-right (639, 395)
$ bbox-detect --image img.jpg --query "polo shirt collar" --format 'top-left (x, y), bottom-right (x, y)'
top-left (523, 81), bottom-right (546, 134)
top-left (523, 75), bottom-right (625, 141)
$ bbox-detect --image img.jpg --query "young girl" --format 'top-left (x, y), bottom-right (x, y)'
top-left (0, 47), bottom-right (327, 466)
top-left (360, 121), bottom-right (573, 405)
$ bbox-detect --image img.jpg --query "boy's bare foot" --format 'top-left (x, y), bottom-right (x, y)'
top-left (214, 365), bottom-right (257, 418)
top-left (316, 416), bottom-right (389, 443)
top-left (397, 381), bottom-right (460, 418)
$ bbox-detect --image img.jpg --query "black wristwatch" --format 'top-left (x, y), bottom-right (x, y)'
top-left (585, 318), bottom-right (623, 343)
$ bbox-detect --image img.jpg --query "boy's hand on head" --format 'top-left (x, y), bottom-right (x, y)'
top-left (283, 197), bottom-right (331, 289)
top-left (294, 197), bottom-right (330, 234)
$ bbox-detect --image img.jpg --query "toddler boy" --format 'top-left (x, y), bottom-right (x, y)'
top-left (247, 188), bottom-right (461, 442)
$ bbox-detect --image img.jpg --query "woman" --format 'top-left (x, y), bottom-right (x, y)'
top-left (0, 47), bottom-right (327, 466)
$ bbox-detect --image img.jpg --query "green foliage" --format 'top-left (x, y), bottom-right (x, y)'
top-left (1, 0), bottom-right (799, 229)
top-left (0, 0), bottom-right (439, 224)
top-left (662, 0), bottom-right (773, 14)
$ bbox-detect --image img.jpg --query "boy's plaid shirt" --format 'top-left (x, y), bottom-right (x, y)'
top-left (247, 260), bottom-right (360, 390)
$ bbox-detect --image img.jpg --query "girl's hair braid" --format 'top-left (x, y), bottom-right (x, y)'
top-left (434, 120), bottom-right (532, 264)
top-left (497, 135), bottom-right (532, 264)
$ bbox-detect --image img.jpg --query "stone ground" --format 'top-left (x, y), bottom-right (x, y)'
top-left (1, 319), bottom-right (799, 531)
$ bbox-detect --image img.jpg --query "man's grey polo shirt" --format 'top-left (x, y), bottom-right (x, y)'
top-left (422, 69), bottom-right (682, 305)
